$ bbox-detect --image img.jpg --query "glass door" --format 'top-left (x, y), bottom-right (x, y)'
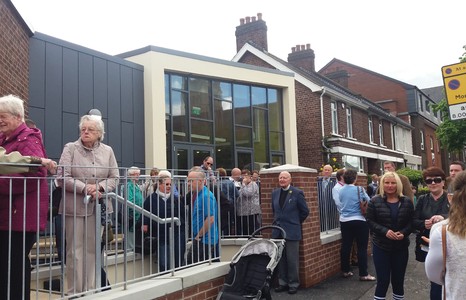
top-left (173, 144), bottom-right (214, 175)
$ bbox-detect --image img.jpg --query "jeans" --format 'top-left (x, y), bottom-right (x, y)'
top-left (430, 281), bottom-right (442, 300)
top-left (340, 220), bottom-right (369, 276)
top-left (372, 243), bottom-right (408, 298)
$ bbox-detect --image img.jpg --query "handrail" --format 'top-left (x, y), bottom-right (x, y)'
top-left (102, 192), bottom-right (181, 226)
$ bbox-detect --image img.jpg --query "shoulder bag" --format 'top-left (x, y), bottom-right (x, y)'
top-left (358, 186), bottom-right (368, 216)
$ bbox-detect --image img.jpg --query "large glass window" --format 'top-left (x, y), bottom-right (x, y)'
top-left (420, 130), bottom-right (425, 150)
top-left (189, 78), bottom-right (211, 120)
top-left (234, 84), bottom-right (251, 126)
top-left (331, 101), bottom-right (338, 134)
top-left (343, 155), bottom-right (363, 172)
top-left (166, 73), bottom-right (284, 170)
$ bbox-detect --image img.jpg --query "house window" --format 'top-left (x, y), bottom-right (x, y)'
top-left (331, 101), bottom-right (338, 134)
top-left (420, 130), bottom-right (425, 150)
top-left (368, 116), bottom-right (374, 143)
top-left (379, 123), bottom-right (384, 146)
top-left (346, 107), bottom-right (353, 138)
top-left (343, 155), bottom-right (363, 172)
top-left (430, 137), bottom-right (434, 150)
top-left (418, 94), bottom-right (423, 111)
top-left (425, 100), bottom-right (430, 113)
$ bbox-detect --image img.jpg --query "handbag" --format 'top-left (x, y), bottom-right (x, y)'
top-left (101, 223), bottom-right (114, 244)
top-left (441, 224), bottom-right (447, 298)
top-left (358, 187), bottom-right (368, 216)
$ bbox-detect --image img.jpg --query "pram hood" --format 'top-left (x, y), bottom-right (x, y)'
top-left (230, 238), bottom-right (285, 273)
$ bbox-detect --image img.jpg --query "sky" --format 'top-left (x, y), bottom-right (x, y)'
top-left (11, 0), bottom-right (465, 89)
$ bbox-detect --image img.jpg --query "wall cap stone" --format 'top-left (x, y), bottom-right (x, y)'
top-left (259, 164), bottom-right (317, 175)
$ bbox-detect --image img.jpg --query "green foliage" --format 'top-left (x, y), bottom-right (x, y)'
top-left (431, 45), bottom-right (466, 153)
top-left (417, 186), bottom-right (430, 196)
top-left (397, 168), bottom-right (423, 187)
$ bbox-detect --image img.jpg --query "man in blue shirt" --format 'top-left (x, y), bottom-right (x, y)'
top-left (187, 167), bottom-right (219, 264)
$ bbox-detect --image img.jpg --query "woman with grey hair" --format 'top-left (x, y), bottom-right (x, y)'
top-left (125, 166), bottom-right (143, 249)
top-left (0, 94), bottom-right (50, 300)
top-left (57, 114), bottom-right (119, 295)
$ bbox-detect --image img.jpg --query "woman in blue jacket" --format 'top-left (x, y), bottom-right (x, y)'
top-left (338, 169), bottom-right (375, 281)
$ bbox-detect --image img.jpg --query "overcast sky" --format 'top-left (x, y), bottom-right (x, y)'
top-left (12, 0), bottom-right (464, 89)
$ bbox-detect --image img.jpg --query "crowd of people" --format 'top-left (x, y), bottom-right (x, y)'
top-left (328, 160), bottom-right (466, 300)
top-left (3, 94), bottom-right (466, 299)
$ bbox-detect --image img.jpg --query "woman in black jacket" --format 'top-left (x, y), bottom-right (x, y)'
top-left (366, 172), bottom-right (414, 300)
top-left (412, 167), bottom-right (449, 300)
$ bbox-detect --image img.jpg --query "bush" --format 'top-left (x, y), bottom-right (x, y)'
top-left (417, 186), bottom-right (429, 196)
top-left (397, 168), bottom-right (423, 187)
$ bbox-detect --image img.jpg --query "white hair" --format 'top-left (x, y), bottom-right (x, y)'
top-left (127, 166), bottom-right (140, 176)
top-left (0, 94), bottom-right (25, 121)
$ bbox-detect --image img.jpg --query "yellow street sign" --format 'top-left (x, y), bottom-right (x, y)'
top-left (442, 62), bottom-right (466, 107)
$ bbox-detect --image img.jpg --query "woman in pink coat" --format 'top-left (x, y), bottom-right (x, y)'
top-left (58, 114), bottom-right (119, 295)
top-left (0, 95), bottom-right (49, 300)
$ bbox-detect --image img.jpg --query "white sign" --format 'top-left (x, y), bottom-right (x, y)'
top-left (448, 103), bottom-right (466, 120)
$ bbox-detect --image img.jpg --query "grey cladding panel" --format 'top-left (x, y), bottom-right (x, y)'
top-left (78, 53), bottom-right (93, 114)
top-left (121, 66), bottom-right (133, 123)
top-left (62, 48), bottom-right (79, 112)
top-left (93, 57), bottom-right (108, 117)
top-left (29, 38), bottom-right (46, 108)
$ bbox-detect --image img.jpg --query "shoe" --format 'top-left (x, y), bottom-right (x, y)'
top-left (360, 274), bottom-right (376, 281)
top-left (288, 287), bottom-right (298, 294)
top-left (274, 285), bottom-right (288, 293)
top-left (342, 271), bottom-right (354, 278)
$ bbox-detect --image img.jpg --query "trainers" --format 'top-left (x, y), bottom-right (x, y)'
top-left (360, 274), bottom-right (376, 281)
top-left (342, 271), bottom-right (354, 278)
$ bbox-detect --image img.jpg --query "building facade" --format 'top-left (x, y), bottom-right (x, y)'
top-left (320, 59), bottom-right (443, 169)
top-left (232, 14), bottom-right (421, 174)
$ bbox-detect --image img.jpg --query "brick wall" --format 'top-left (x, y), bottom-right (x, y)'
top-left (0, 0), bottom-right (31, 103)
top-left (158, 277), bottom-right (225, 300)
top-left (260, 169), bottom-right (341, 288)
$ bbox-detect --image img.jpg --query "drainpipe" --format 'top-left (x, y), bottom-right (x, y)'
top-left (320, 87), bottom-right (330, 162)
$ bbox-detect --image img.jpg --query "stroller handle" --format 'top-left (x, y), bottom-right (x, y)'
top-left (249, 225), bottom-right (286, 240)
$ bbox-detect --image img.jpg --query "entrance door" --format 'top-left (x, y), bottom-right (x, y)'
top-left (173, 144), bottom-right (214, 175)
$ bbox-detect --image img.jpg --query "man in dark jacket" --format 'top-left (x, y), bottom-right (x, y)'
top-left (271, 171), bottom-right (309, 295)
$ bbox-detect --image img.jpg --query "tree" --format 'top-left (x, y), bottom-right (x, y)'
top-left (431, 45), bottom-right (466, 153)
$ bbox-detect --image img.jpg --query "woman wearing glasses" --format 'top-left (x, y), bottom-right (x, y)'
top-left (412, 167), bottom-right (449, 300)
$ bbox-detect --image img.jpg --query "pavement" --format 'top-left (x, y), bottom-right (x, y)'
top-left (271, 235), bottom-right (430, 299)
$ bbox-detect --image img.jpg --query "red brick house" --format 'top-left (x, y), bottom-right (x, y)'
top-left (232, 14), bottom-right (421, 174)
top-left (0, 0), bottom-right (32, 102)
top-left (319, 58), bottom-right (444, 169)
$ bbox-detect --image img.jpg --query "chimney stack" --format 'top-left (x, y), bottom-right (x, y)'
top-left (235, 13), bottom-right (268, 52)
top-left (287, 43), bottom-right (316, 72)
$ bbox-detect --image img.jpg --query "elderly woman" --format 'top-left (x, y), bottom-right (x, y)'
top-left (338, 169), bottom-right (375, 281)
top-left (236, 169), bottom-right (261, 236)
top-left (366, 172), bottom-right (414, 299)
top-left (141, 170), bottom-right (185, 271)
top-left (413, 167), bottom-right (449, 300)
top-left (125, 166), bottom-right (143, 250)
top-left (0, 95), bottom-right (49, 300)
top-left (57, 114), bottom-right (119, 295)
top-left (144, 167), bottom-right (160, 196)
top-left (425, 170), bottom-right (466, 299)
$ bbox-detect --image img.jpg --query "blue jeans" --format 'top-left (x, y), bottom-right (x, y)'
top-left (372, 243), bottom-right (408, 298)
top-left (340, 220), bottom-right (369, 276)
top-left (430, 281), bottom-right (442, 300)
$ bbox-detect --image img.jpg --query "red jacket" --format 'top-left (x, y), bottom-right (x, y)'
top-left (0, 123), bottom-right (49, 232)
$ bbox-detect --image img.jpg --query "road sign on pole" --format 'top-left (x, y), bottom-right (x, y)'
top-left (442, 62), bottom-right (466, 120)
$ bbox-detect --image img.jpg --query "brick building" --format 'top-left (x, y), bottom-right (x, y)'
top-left (320, 58), bottom-right (445, 169)
top-left (233, 14), bottom-right (421, 174)
top-left (0, 0), bottom-right (32, 102)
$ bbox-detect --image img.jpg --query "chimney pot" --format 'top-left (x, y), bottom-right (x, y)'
top-left (292, 47), bottom-right (296, 53)
top-left (252, 16), bottom-right (256, 21)
top-left (246, 16), bottom-right (251, 23)
top-left (306, 43), bottom-right (311, 50)
top-left (257, 13), bottom-right (262, 20)
top-left (301, 44), bottom-right (305, 50)
top-left (240, 18), bottom-right (245, 25)
top-left (296, 45), bottom-right (300, 51)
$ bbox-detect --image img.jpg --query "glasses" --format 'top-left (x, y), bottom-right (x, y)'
top-left (205, 162), bottom-right (212, 166)
top-left (425, 177), bottom-right (443, 184)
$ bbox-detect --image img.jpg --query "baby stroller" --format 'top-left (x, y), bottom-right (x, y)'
top-left (217, 225), bottom-right (286, 300)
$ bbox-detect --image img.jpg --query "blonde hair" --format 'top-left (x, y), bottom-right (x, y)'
top-left (448, 171), bottom-right (466, 238)
top-left (378, 172), bottom-right (403, 197)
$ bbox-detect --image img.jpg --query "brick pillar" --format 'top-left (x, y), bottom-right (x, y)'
top-left (259, 165), bottom-right (320, 288)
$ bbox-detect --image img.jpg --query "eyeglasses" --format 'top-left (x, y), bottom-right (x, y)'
top-left (425, 177), bottom-right (443, 184)
top-left (205, 162), bottom-right (212, 166)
